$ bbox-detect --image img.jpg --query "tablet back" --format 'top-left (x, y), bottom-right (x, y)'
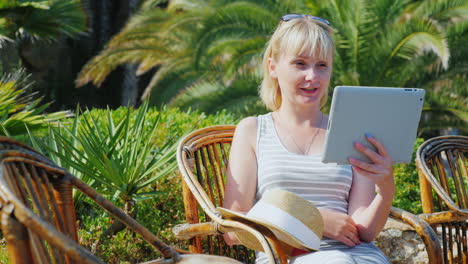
top-left (322, 86), bottom-right (425, 164)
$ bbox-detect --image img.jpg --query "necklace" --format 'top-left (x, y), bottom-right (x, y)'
top-left (276, 112), bottom-right (324, 155)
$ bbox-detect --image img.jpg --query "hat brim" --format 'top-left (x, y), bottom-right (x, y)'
top-left (217, 207), bottom-right (319, 252)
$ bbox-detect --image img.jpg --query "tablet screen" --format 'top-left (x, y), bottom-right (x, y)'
top-left (322, 86), bottom-right (425, 164)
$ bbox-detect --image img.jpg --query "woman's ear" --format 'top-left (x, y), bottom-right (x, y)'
top-left (268, 58), bottom-right (277, 78)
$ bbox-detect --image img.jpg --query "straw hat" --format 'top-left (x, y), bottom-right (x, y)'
top-left (217, 189), bottom-right (323, 253)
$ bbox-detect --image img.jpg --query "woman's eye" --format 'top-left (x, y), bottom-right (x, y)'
top-left (318, 62), bottom-right (328, 68)
top-left (294, 61), bottom-right (306, 66)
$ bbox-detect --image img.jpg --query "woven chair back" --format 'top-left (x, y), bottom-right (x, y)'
top-left (417, 135), bottom-right (468, 213)
top-left (177, 125), bottom-right (255, 263)
top-left (0, 151), bottom-right (102, 264)
top-left (0, 140), bottom-right (244, 264)
top-left (416, 135), bottom-right (468, 264)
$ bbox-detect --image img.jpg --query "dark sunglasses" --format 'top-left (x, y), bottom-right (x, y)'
top-left (281, 13), bottom-right (330, 25)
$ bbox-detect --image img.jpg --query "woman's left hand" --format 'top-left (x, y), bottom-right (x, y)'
top-left (348, 133), bottom-right (394, 193)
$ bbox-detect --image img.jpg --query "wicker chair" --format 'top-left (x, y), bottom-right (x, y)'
top-left (174, 125), bottom-right (443, 264)
top-left (0, 142), bottom-right (242, 264)
top-left (0, 136), bottom-right (53, 163)
top-left (416, 135), bottom-right (468, 264)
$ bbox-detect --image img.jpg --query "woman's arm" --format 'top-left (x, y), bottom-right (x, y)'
top-left (222, 117), bottom-right (259, 245)
top-left (348, 134), bottom-right (395, 242)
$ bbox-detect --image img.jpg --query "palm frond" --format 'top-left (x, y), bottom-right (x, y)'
top-left (192, 1), bottom-right (280, 67)
top-left (170, 73), bottom-right (263, 114)
top-left (372, 17), bottom-right (449, 84)
top-left (0, 69), bottom-right (72, 136)
top-left (3, 0), bottom-right (87, 41)
top-left (411, 0), bottom-right (468, 22)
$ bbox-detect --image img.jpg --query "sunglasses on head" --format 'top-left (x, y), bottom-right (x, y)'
top-left (281, 13), bottom-right (330, 25)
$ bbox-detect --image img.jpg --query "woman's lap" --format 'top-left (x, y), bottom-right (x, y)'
top-left (255, 242), bottom-right (389, 264)
top-left (289, 243), bottom-right (389, 264)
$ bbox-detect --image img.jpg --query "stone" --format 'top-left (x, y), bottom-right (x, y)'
top-left (375, 218), bottom-right (429, 264)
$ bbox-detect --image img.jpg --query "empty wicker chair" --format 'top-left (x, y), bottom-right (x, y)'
top-left (0, 142), bottom-right (242, 264)
top-left (175, 125), bottom-right (443, 264)
top-left (416, 135), bottom-right (468, 264)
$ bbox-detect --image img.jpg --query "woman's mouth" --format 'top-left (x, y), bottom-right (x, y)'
top-left (300, 88), bottom-right (318, 95)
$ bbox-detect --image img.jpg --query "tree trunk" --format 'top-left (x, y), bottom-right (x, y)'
top-left (102, 198), bottom-right (138, 237)
top-left (12, 0), bottom-right (146, 110)
top-left (92, 198), bottom-right (138, 254)
top-left (120, 0), bottom-right (141, 107)
top-left (121, 63), bottom-right (139, 106)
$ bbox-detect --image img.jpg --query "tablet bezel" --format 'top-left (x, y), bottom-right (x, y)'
top-left (322, 86), bottom-right (425, 164)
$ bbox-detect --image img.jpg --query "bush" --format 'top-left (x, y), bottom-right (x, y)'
top-left (27, 106), bottom-right (239, 263)
top-left (392, 138), bottom-right (425, 214)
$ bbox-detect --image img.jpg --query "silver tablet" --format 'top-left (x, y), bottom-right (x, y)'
top-left (322, 86), bottom-right (425, 164)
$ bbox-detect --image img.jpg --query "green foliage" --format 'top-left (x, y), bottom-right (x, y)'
top-left (0, 238), bottom-right (7, 263)
top-left (27, 106), bottom-right (236, 262)
top-left (0, 70), bottom-right (71, 137)
top-left (28, 104), bottom-right (238, 205)
top-left (18, 105), bottom-right (238, 262)
top-left (392, 138), bottom-right (425, 214)
top-left (311, 0), bottom-right (467, 137)
top-left (77, 175), bottom-right (187, 263)
top-left (0, 0), bottom-right (86, 41)
top-left (77, 0), bottom-right (467, 130)
top-left (31, 102), bottom-right (176, 205)
top-left (76, 0), bottom-right (304, 115)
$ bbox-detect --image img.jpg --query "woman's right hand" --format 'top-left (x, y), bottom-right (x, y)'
top-left (319, 209), bottom-right (361, 247)
top-left (223, 232), bottom-right (240, 246)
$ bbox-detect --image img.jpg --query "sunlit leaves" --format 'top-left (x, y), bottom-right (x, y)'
top-left (35, 101), bottom-right (178, 203)
top-left (0, 70), bottom-right (71, 136)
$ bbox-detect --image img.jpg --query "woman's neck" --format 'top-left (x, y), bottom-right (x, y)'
top-left (275, 104), bottom-right (323, 128)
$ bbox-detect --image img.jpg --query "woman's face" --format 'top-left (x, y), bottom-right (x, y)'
top-left (269, 50), bottom-right (332, 108)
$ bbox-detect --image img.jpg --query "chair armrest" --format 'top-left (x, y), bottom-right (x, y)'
top-left (389, 207), bottom-right (442, 264)
top-left (173, 222), bottom-right (224, 240)
top-left (419, 210), bottom-right (468, 225)
top-left (172, 220), bottom-right (288, 264)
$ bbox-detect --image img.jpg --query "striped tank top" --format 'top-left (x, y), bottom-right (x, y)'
top-left (256, 113), bottom-right (352, 248)
top-left (254, 113), bottom-right (389, 264)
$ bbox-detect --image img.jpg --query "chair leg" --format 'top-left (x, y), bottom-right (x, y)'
top-left (182, 178), bottom-right (202, 253)
top-left (1, 204), bottom-right (34, 264)
top-left (418, 165), bottom-right (434, 214)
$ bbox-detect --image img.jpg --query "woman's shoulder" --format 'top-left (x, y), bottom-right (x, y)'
top-left (236, 116), bottom-right (258, 134)
top-left (236, 113), bottom-right (271, 130)
top-left (232, 116), bottom-right (260, 148)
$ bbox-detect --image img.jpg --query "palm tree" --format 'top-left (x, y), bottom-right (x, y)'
top-left (0, 0), bottom-right (86, 42)
top-left (76, 0), bottom-right (306, 114)
top-left (0, 0), bottom-right (87, 109)
top-left (77, 0), bottom-right (466, 133)
top-left (311, 0), bottom-right (467, 136)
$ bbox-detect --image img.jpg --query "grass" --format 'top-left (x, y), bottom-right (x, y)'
top-left (0, 238), bottom-right (8, 263)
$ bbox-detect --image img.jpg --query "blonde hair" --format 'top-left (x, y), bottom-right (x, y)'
top-left (260, 17), bottom-right (334, 111)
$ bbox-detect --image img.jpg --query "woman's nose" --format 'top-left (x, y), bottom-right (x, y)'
top-left (305, 68), bottom-right (316, 80)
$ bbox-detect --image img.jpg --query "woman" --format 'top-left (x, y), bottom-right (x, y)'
top-left (223, 14), bottom-right (393, 264)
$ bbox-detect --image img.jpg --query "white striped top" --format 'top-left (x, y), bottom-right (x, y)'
top-left (253, 113), bottom-right (390, 263)
top-left (255, 113), bottom-right (353, 247)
